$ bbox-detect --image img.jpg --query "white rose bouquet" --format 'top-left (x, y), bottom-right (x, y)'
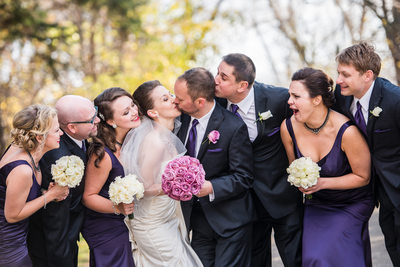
top-left (108, 174), bottom-right (144, 219)
top-left (287, 157), bottom-right (320, 199)
top-left (51, 155), bottom-right (84, 188)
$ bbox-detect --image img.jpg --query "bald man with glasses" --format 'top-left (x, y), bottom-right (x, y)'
top-left (28, 95), bottom-right (100, 267)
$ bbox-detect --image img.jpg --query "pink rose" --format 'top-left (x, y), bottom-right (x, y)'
top-left (170, 186), bottom-right (183, 200)
top-left (180, 192), bottom-right (193, 201)
top-left (176, 167), bottom-right (187, 177)
top-left (184, 173), bottom-right (195, 184)
top-left (162, 169), bottom-right (175, 181)
top-left (162, 180), bottom-right (173, 194)
top-left (169, 162), bottom-right (180, 170)
top-left (191, 183), bottom-right (201, 195)
top-left (177, 156), bottom-right (190, 166)
top-left (180, 182), bottom-right (191, 192)
top-left (208, 130), bottom-right (220, 144)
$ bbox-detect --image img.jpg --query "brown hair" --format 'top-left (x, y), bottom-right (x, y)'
top-left (291, 67), bottom-right (335, 108)
top-left (336, 42), bottom-right (381, 79)
top-left (11, 104), bottom-right (57, 152)
top-left (89, 87), bottom-right (134, 167)
top-left (177, 67), bottom-right (215, 102)
top-left (222, 53), bottom-right (256, 86)
top-left (133, 80), bottom-right (162, 119)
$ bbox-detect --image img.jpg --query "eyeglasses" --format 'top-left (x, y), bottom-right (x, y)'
top-left (68, 106), bottom-right (98, 125)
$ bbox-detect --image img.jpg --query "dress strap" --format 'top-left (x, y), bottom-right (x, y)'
top-left (334, 121), bottom-right (353, 149)
top-left (0, 160), bottom-right (36, 187)
top-left (285, 118), bottom-right (302, 158)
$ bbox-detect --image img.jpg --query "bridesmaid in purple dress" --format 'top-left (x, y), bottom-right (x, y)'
top-left (0, 105), bottom-right (69, 267)
top-left (281, 68), bottom-right (374, 267)
top-left (82, 88), bottom-right (140, 267)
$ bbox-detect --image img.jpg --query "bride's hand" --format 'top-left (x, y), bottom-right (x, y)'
top-left (117, 202), bottom-right (135, 215)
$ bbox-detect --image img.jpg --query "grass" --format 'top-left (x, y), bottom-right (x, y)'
top-left (78, 235), bottom-right (89, 267)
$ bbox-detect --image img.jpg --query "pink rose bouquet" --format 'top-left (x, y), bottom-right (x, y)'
top-left (161, 155), bottom-right (205, 201)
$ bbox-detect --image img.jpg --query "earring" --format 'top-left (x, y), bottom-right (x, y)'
top-left (112, 124), bottom-right (117, 129)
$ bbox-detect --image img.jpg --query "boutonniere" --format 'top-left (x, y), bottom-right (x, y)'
top-left (255, 110), bottom-right (273, 123)
top-left (370, 106), bottom-right (382, 117)
top-left (202, 130), bottom-right (220, 144)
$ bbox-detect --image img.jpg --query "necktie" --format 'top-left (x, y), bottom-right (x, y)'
top-left (231, 104), bottom-right (242, 119)
top-left (82, 141), bottom-right (87, 152)
top-left (186, 119), bottom-right (199, 157)
top-left (354, 101), bottom-right (367, 135)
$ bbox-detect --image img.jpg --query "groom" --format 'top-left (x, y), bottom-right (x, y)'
top-left (174, 67), bottom-right (254, 267)
top-left (334, 42), bottom-right (400, 266)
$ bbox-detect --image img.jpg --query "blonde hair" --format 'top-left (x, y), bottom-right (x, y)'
top-left (11, 104), bottom-right (57, 152)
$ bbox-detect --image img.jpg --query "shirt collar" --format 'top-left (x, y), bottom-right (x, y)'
top-left (227, 86), bottom-right (254, 114)
top-left (190, 100), bottom-right (216, 129)
top-left (65, 132), bottom-right (84, 148)
top-left (354, 81), bottom-right (375, 111)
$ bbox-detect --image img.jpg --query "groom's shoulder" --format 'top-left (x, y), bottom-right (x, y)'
top-left (254, 81), bottom-right (288, 98)
top-left (215, 103), bottom-right (247, 130)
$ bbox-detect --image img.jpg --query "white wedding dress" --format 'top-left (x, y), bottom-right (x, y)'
top-left (121, 118), bottom-right (203, 267)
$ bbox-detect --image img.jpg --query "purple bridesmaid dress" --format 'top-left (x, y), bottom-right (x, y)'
top-left (81, 147), bottom-right (135, 267)
top-left (0, 160), bottom-right (41, 267)
top-left (286, 119), bottom-right (374, 267)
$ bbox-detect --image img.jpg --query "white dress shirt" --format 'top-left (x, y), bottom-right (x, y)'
top-left (227, 87), bottom-right (257, 142)
top-left (350, 81), bottom-right (375, 124)
top-left (184, 101), bottom-right (216, 201)
top-left (65, 132), bottom-right (85, 150)
top-left (184, 101), bottom-right (216, 157)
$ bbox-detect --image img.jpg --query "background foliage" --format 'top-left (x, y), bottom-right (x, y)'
top-left (1, 0), bottom-right (399, 154)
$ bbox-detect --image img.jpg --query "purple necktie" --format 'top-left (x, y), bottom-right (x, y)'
top-left (354, 101), bottom-right (367, 135)
top-left (186, 119), bottom-right (199, 157)
top-left (231, 104), bottom-right (242, 119)
top-left (82, 141), bottom-right (87, 152)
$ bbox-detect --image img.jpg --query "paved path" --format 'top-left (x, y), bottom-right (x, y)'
top-left (272, 208), bottom-right (392, 266)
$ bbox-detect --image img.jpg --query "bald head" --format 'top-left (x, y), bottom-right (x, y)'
top-left (56, 95), bottom-right (93, 125)
top-left (55, 95), bottom-right (99, 140)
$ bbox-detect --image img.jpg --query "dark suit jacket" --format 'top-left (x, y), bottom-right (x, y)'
top-left (178, 103), bottom-right (254, 238)
top-left (334, 77), bottom-right (400, 211)
top-left (28, 133), bottom-right (87, 267)
top-left (218, 82), bottom-right (303, 219)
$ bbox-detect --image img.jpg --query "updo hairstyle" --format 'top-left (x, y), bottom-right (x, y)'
top-left (10, 104), bottom-right (57, 152)
top-left (291, 67), bottom-right (336, 108)
top-left (133, 80), bottom-right (162, 120)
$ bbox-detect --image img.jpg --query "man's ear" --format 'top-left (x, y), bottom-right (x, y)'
top-left (237, 81), bottom-right (249, 94)
top-left (364, 70), bottom-right (374, 82)
top-left (194, 97), bottom-right (206, 108)
top-left (66, 123), bottom-right (78, 134)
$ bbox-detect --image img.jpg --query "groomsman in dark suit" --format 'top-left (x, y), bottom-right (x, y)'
top-left (28, 95), bottom-right (100, 267)
top-left (174, 67), bottom-right (254, 267)
top-left (215, 53), bottom-right (303, 267)
top-left (334, 42), bottom-right (400, 266)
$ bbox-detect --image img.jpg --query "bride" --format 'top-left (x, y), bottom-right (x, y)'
top-left (121, 80), bottom-right (203, 267)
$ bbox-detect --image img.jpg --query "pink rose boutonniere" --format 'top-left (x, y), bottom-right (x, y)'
top-left (208, 130), bottom-right (220, 144)
top-left (203, 130), bottom-right (220, 144)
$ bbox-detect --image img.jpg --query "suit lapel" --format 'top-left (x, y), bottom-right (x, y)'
top-left (197, 105), bottom-right (224, 161)
top-left (177, 114), bottom-right (191, 144)
top-left (344, 95), bottom-right (354, 120)
top-left (62, 134), bottom-right (87, 162)
top-left (367, 78), bottom-right (383, 146)
top-left (253, 83), bottom-right (267, 144)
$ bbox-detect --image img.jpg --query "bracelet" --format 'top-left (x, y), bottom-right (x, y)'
top-left (43, 193), bottom-right (47, 209)
top-left (112, 204), bottom-right (120, 215)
